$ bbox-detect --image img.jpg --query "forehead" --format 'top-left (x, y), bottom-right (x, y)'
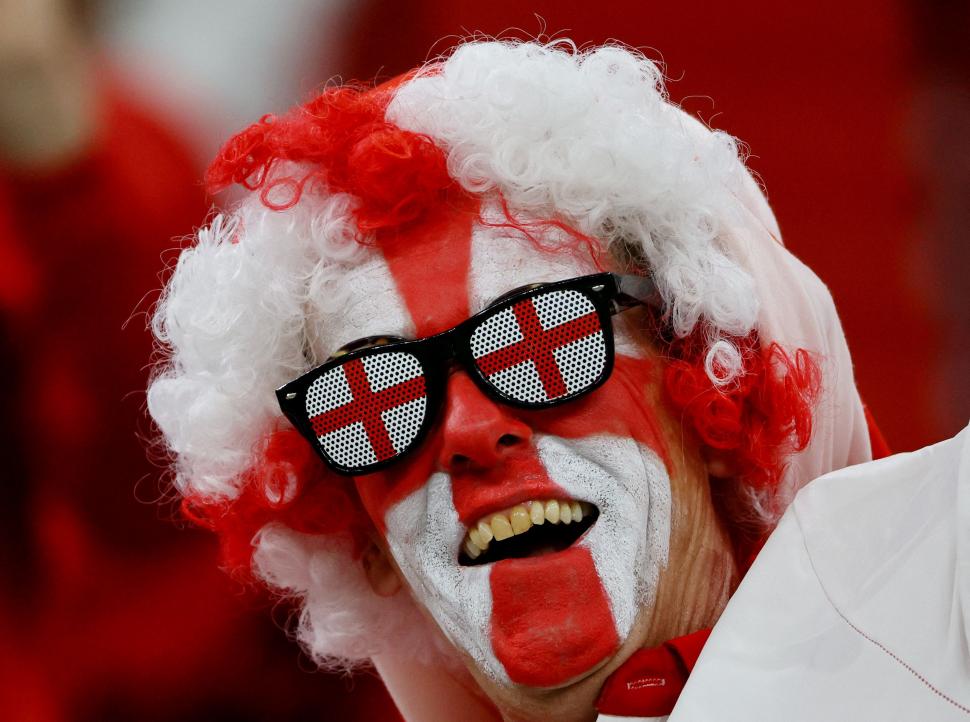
top-left (468, 214), bottom-right (599, 317)
top-left (307, 253), bottom-right (417, 358)
top-left (311, 205), bottom-right (601, 357)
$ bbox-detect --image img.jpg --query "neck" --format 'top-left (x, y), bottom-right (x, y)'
top-left (642, 477), bottom-right (738, 646)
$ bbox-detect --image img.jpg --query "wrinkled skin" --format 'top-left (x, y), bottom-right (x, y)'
top-left (312, 200), bottom-right (738, 721)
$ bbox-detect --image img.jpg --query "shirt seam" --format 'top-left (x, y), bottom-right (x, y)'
top-left (791, 504), bottom-right (970, 716)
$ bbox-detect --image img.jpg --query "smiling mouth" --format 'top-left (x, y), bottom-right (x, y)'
top-left (459, 499), bottom-right (600, 566)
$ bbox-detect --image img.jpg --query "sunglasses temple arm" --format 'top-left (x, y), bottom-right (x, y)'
top-left (609, 273), bottom-right (660, 313)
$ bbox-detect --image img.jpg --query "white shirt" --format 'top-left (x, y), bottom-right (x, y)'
top-left (670, 423), bottom-right (970, 721)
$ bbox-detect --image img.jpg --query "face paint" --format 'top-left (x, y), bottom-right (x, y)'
top-left (508, 433), bottom-right (671, 685)
top-left (326, 201), bottom-right (673, 687)
top-left (306, 253), bottom-right (417, 361)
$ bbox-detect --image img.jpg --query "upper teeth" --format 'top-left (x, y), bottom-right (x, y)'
top-left (462, 499), bottom-right (592, 560)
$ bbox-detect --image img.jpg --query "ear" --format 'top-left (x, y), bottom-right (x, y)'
top-left (702, 446), bottom-right (741, 480)
top-left (361, 541), bottom-right (403, 597)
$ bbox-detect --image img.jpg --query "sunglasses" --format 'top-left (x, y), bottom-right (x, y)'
top-left (276, 272), bottom-right (656, 475)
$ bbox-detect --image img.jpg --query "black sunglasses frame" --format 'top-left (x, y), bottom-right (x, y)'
top-left (276, 272), bottom-right (655, 476)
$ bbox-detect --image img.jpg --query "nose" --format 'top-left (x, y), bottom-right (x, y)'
top-left (438, 372), bottom-right (533, 472)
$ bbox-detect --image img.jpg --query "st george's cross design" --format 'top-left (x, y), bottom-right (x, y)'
top-left (470, 290), bottom-right (605, 404)
top-left (304, 287), bottom-right (607, 470)
top-left (306, 352), bottom-right (429, 469)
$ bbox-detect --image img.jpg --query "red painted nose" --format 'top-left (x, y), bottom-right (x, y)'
top-left (438, 373), bottom-right (532, 472)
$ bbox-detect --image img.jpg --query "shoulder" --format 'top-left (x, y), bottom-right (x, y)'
top-left (789, 424), bottom-right (968, 605)
top-left (794, 421), bottom-right (967, 531)
top-left (670, 424), bottom-right (970, 721)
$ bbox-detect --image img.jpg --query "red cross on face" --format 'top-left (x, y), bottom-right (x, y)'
top-left (474, 297), bottom-right (601, 400)
top-left (309, 358), bottom-right (426, 462)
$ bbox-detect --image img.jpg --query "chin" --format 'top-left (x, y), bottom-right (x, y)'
top-left (383, 433), bottom-right (672, 689)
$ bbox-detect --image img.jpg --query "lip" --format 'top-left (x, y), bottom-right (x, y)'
top-left (459, 490), bottom-right (552, 532)
top-left (449, 452), bottom-right (570, 528)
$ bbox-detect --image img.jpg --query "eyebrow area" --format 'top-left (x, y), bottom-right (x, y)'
top-left (329, 335), bottom-right (409, 360)
top-left (332, 282), bottom-right (553, 361)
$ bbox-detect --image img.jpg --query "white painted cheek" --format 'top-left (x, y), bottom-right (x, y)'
top-left (383, 473), bottom-right (512, 685)
top-left (468, 207), bottom-right (643, 358)
top-left (536, 434), bottom-right (671, 640)
top-left (305, 252), bottom-right (416, 360)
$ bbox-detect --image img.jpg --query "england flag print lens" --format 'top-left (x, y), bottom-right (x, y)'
top-left (305, 352), bottom-right (429, 470)
top-left (470, 288), bottom-right (607, 405)
top-left (277, 274), bottom-right (622, 475)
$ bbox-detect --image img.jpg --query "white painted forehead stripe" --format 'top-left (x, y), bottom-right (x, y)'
top-left (307, 251), bottom-right (416, 360)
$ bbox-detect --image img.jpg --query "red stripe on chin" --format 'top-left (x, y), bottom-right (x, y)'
top-left (490, 546), bottom-right (619, 687)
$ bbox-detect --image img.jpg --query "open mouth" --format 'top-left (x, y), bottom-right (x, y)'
top-left (459, 499), bottom-right (600, 566)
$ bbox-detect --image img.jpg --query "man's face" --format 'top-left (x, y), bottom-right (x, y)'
top-left (312, 199), bottom-right (676, 689)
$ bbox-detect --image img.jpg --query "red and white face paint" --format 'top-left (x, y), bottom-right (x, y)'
top-left (313, 200), bottom-right (672, 688)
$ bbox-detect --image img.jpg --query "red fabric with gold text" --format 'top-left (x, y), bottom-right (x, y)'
top-left (595, 629), bottom-right (712, 717)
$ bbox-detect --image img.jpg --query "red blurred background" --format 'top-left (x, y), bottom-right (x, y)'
top-left (1, 1), bottom-right (966, 720)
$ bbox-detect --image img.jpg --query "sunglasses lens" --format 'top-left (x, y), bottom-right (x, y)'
top-left (470, 288), bottom-right (607, 405)
top-left (305, 351), bottom-right (428, 471)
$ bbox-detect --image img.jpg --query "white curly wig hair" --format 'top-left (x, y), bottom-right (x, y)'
top-left (147, 39), bottom-right (870, 670)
